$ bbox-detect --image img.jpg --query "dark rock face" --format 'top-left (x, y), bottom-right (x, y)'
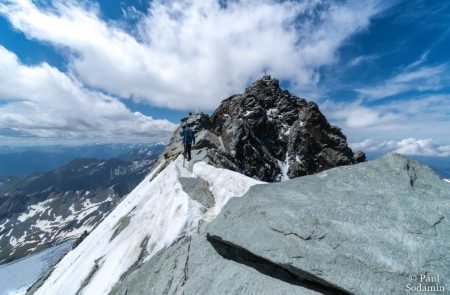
top-left (158, 76), bottom-right (364, 182)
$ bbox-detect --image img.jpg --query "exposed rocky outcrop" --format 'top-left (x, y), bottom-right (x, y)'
top-left (179, 177), bottom-right (215, 209)
top-left (110, 154), bottom-right (449, 295)
top-left (156, 75), bottom-right (364, 182)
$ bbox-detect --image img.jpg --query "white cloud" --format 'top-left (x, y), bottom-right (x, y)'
top-left (320, 94), bottom-right (450, 145)
top-left (0, 0), bottom-right (388, 110)
top-left (356, 63), bottom-right (448, 100)
top-left (321, 99), bottom-right (399, 128)
top-left (347, 53), bottom-right (381, 67)
top-left (350, 138), bottom-right (450, 157)
top-left (0, 46), bottom-right (176, 143)
top-left (349, 138), bottom-right (376, 151)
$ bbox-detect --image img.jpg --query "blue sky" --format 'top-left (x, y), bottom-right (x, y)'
top-left (0, 0), bottom-right (449, 156)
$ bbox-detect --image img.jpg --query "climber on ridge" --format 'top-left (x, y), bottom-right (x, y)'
top-left (180, 123), bottom-right (195, 161)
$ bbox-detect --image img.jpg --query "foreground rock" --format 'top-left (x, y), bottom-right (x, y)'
top-left (156, 75), bottom-right (364, 182)
top-left (111, 154), bottom-right (449, 295)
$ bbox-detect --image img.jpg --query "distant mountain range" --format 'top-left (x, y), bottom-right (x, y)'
top-left (0, 143), bottom-right (165, 176)
top-left (0, 143), bottom-right (165, 264)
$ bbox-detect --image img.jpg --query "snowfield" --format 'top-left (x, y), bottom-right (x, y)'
top-left (0, 240), bottom-right (73, 295)
top-left (35, 156), bottom-right (263, 295)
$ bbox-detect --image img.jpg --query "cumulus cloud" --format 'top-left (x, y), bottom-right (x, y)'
top-left (349, 138), bottom-right (376, 151)
top-left (0, 46), bottom-right (176, 142)
top-left (350, 138), bottom-right (450, 157)
top-left (320, 94), bottom-right (450, 144)
top-left (0, 0), bottom-right (388, 110)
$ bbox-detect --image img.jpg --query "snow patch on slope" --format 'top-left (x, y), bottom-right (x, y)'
top-left (0, 219), bottom-right (8, 232)
top-left (35, 156), bottom-right (263, 295)
top-left (277, 153), bottom-right (290, 181)
top-left (0, 240), bottom-right (73, 295)
top-left (9, 194), bottom-right (116, 251)
top-left (193, 161), bottom-right (262, 220)
top-left (17, 199), bottom-right (54, 222)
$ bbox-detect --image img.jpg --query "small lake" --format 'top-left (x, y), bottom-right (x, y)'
top-left (0, 241), bottom-right (73, 295)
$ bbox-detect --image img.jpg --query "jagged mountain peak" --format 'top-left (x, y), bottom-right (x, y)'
top-left (157, 76), bottom-right (365, 182)
top-left (214, 75), bottom-right (305, 117)
top-left (245, 74), bottom-right (282, 94)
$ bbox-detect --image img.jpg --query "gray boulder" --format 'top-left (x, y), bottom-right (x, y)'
top-left (179, 177), bottom-right (215, 209)
top-left (111, 154), bottom-right (449, 294)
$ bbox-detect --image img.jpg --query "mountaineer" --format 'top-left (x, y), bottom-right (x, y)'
top-left (180, 124), bottom-right (195, 161)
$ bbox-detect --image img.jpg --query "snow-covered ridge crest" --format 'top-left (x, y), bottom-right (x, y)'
top-left (35, 156), bottom-right (263, 295)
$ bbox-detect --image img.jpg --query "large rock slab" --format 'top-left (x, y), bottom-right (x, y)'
top-left (110, 235), bottom-right (321, 295)
top-left (206, 153), bottom-right (449, 294)
top-left (112, 154), bottom-right (449, 294)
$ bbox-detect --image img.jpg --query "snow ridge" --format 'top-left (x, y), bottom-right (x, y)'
top-left (35, 156), bottom-right (263, 295)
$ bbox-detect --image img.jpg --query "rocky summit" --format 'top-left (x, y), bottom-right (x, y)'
top-left (28, 77), bottom-right (449, 295)
top-left (158, 75), bottom-right (364, 182)
top-left (110, 153), bottom-right (449, 295)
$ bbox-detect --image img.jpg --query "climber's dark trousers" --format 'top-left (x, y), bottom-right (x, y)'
top-left (184, 144), bottom-right (192, 161)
